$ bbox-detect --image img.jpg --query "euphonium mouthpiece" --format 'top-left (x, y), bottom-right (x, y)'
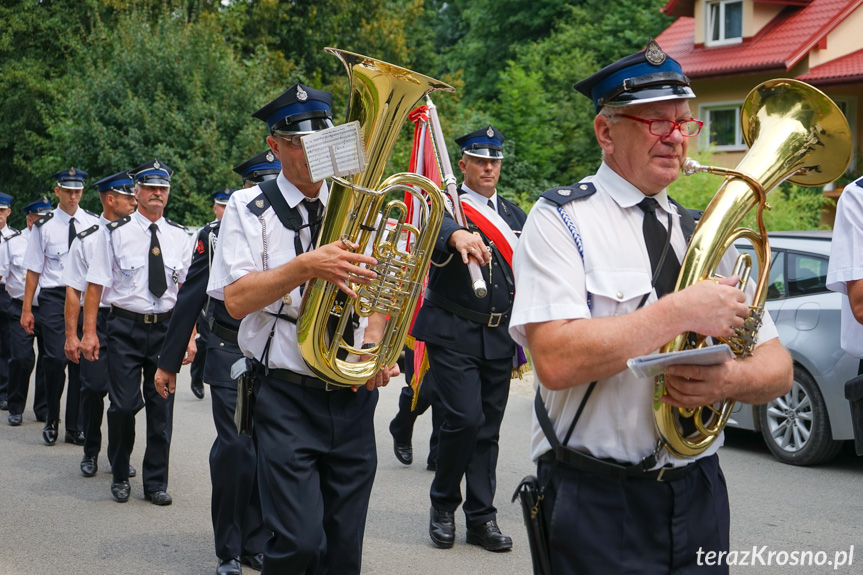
top-left (682, 157), bottom-right (706, 176)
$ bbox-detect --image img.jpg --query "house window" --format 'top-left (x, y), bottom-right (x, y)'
top-left (707, 0), bottom-right (743, 45)
top-left (700, 103), bottom-right (744, 150)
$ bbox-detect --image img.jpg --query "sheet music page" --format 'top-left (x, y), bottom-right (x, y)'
top-left (303, 121), bottom-right (367, 182)
top-left (627, 344), bottom-right (734, 379)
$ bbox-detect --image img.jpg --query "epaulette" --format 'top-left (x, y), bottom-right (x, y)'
top-left (107, 215), bottom-right (132, 232)
top-left (76, 224), bottom-right (100, 241)
top-left (4, 229), bottom-right (22, 241)
top-left (165, 218), bottom-right (187, 231)
top-left (246, 193), bottom-right (270, 217)
top-left (851, 175), bottom-right (863, 189)
top-left (34, 212), bottom-right (54, 228)
top-left (540, 182), bottom-right (596, 206)
top-left (83, 209), bottom-right (98, 218)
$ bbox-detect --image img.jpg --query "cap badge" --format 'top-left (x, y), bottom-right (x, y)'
top-left (255, 199), bottom-right (264, 209)
top-left (297, 85), bottom-right (308, 102)
top-left (266, 151), bottom-right (275, 162)
top-left (645, 39), bottom-right (666, 66)
top-left (486, 126), bottom-right (494, 138)
top-left (68, 168), bottom-right (76, 176)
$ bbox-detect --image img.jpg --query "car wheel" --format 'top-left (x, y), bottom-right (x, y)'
top-left (757, 365), bottom-right (843, 466)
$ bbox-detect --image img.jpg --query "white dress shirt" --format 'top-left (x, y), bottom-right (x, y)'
top-left (826, 179), bottom-right (863, 357)
top-left (509, 162), bottom-right (779, 468)
top-left (86, 210), bottom-right (192, 314)
top-left (63, 215), bottom-right (111, 307)
top-left (23, 206), bottom-right (100, 289)
top-left (208, 172), bottom-right (369, 375)
top-left (0, 228), bottom-right (40, 303)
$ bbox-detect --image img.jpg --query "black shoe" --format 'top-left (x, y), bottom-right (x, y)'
top-left (129, 464), bottom-right (137, 478)
top-left (7, 413), bottom-right (21, 426)
top-left (144, 490), bottom-right (173, 506)
top-left (191, 381), bottom-right (205, 399)
top-left (466, 519), bottom-right (512, 552)
top-left (0, 398), bottom-right (8, 411)
top-left (65, 430), bottom-right (85, 446)
top-left (81, 456), bottom-right (98, 477)
top-left (241, 552), bottom-right (264, 571)
top-left (393, 438), bottom-right (413, 465)
top-left (429, 507), bottom-right (455, 549)
top-left (42, 420), bottom-right (58, 445)
top-left (111, 480), bottom-right (131, 503)
top-left (216, 558), bottom-right (241, 575)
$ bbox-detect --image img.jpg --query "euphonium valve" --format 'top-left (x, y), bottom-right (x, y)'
top-left (296, 49), bottom-right (454, 387)
top-left (653, 79), bottom-right (852, 458)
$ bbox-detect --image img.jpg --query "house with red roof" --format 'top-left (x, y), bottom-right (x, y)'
top-left (657, 0), bottom-right (862, 184)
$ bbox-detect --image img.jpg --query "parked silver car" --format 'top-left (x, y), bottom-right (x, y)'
top-left (728, 231), bottom-right (858, 466)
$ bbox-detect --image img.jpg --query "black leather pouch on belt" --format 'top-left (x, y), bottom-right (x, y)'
top-left (233, 358), bottom-right (259, 437)
top-left (512, 476), bottom-right (553, 575)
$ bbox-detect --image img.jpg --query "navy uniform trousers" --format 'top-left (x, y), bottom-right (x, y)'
top-left (254, 376), bottom-right (377, 575)
top-left (80, 308), bottom-right (113, 461)
top-left (0, 287), bottom-right (11, 403)
top-left (6, 299), bottom-right (47, 418)
top-left (388, 347), bottom-right (442, 468)
top-left (427, 344), bottom-right (510, 526)
top-left (106, 314), bottom-right (174, 491)
top-left (204, 330), bottom-right (268, 561)
top-left (35, 286), bottom-right (82, 433)
top-left (537, 454), bottom-right (730, 574)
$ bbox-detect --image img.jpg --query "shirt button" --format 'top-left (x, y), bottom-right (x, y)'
top-left (219, 342), bottom-right (224, 348)
top-left (617, 291), bottom-right (624, 299)
top-left (494, 284), bottom-right (499, 289)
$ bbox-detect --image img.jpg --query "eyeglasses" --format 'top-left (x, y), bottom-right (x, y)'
top-left (275, 134), bottom-right (305, 149)
top-left (615, 114), bottom-right (703, 137)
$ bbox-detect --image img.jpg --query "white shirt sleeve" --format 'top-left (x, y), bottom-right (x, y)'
top-left (85, 228), bottom-right (113, 288)
top-left (22, 223), bottom-right (45, 275)
top-left (61, 237), bottom-right (87, 292)
top-left (208, 194), bottom-right (257, 298)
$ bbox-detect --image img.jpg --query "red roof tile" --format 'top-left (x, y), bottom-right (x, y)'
top-left (797, 48), bottom-right (863, 85)
top-left (656, 0), bottom-right (863, 80)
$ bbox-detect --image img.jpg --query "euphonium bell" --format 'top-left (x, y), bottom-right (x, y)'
top-left (296, 48), bottom-right (454, 387)
top-left (653, 79), bottom-right (852, 457)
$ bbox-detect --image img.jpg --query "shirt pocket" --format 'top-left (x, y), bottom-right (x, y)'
top-left (117, 255), bottom-right (146, 286)
top-left (586, 267), bottom-right (653, 316)
top-left (44, 235), bottom-right (69, 267)
top-left (163, 256), bottom-right (182, 285)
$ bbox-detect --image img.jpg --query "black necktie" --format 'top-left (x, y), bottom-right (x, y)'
top-left (637, 197), bottom-right (681, 298)
top-left (68, 217), bottom-right (76, 248)
top-left (304, 199), bottom-right (322, 250)
top-left (487, 199), bottom-right (495, 211)
top-left (148, 223), bottom-right (167, 298)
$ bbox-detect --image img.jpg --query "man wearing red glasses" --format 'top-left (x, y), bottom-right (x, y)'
top-left (508, 40), bottom-right (792, 574)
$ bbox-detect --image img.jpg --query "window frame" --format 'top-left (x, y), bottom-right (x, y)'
top-left (698, 101), bottom-right (746, 152)
top-left (705, 0), bottom-right (744, 47)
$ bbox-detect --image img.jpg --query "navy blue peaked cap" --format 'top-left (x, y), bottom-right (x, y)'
top-left (573, 39), bottom-right (695, 113)
top-left (52, 167), bottom-right (88, 189)
top-left (252, 83), bottom-right (334, 135)
top-left (131, 159), bottom-right (173, 187)
top-left (233, 150), bottom-right (282, 184)
top-left (23, 196), bottom-right (52, 215)
top-left (0, 192), bottom-right (13, 208)
top-left (93, 171), bottom-right (135, 195)
top-left (211, 188), bottom-right (234, 205)
top-left (455, 125), bottom-right (505, 159)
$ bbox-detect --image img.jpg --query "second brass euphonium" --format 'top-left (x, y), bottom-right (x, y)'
top-left (653, 79), bottom-right (851, 457)
top-left (296, 48), bottom-right (454, 387)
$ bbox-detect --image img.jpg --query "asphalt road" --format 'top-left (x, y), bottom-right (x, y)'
top-left (0, 369), bottom-right (862, 574)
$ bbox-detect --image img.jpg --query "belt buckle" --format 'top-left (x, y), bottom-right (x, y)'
top-left (656, 467), bottom-right (669, 482)
top-left (324, 381), bottom-right (340, 392)
top-left (143, 313), bottom-right (155, 324)
top-left (487, 313), bottom-right (502, 328)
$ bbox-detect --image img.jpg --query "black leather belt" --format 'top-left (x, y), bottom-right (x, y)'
top-left (424, 289), bottom-right (507, 328)
top-left (266, 368), bottom-right (348, 392)
top-left (540, 447), bottom-right (700, 482)
top-left (211, 320), bottom-right (239, 344)
top-left (110, 305), bottom-right (173, 324)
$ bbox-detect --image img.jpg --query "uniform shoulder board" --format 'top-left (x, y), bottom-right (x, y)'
top-left (246, 192), bottom-right (270, 217)
top-left (165, 218), bottom-right (187, 231)
top-left (83, 209), bottom-right (98, 218)
top-left (4, 229), bottom-right (22, 240)
top-left (76, 224), bottom-right (100, 241)
top-left (540, 182), bottom-right (597, 206)
top-left (107, 214), bottom-right (132, 232)
top-left (34, 212), bottom-right (54, 228)
top-left (851, 175), bottom-right (863, 189)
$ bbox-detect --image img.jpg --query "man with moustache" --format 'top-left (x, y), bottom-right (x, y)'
top-left (508, 40), bottom-right (793, 574)
top-left (81, 160), bottom-right (191, 505)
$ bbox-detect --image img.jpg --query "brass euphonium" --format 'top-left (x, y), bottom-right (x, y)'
top-left (654, 79), bottom-right (851, 457)
top-left (296, 48), bottom-right (454, 387)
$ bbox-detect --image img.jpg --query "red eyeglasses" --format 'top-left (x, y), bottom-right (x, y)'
top-left (615, 114), bottom-right (704, 137)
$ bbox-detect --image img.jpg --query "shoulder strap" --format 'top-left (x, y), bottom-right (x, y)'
top-left (259, 178), bottom-right (303, 232)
